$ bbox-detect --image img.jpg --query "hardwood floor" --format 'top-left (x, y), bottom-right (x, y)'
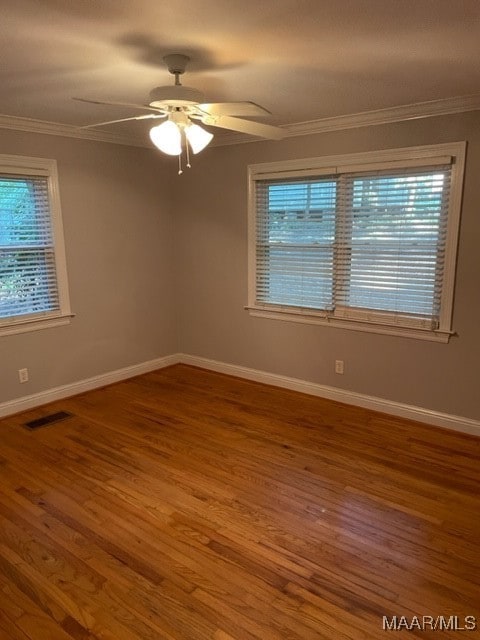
top-left (0, 364), bottom-right (479, 639)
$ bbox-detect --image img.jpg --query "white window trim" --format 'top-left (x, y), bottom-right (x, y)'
top-left (0, 154), bottom-right (72, 337)
top-left (247, 142), bottom-right (466, 343)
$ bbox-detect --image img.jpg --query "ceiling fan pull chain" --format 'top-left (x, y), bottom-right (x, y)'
top-left (178, 154), bottom-right (183, 175)
top-left (186, 138), bottom-right (191, 169)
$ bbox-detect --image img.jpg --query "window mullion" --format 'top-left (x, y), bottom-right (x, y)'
top-left (333, 175), bottom-right (352, 313)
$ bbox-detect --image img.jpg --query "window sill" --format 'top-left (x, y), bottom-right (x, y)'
top-left (0, 313), bottom-right (74, 337)
top-left (246, 306), bottom-right (453, 343)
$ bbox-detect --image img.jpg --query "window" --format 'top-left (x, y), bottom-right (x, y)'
top-left (0, 155), bottom-right (71, 336)
top-left (248, 143), bottom-right (466, 341)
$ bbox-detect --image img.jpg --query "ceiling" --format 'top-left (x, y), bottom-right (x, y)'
top-left (1, 0), bottom-right (480, 144)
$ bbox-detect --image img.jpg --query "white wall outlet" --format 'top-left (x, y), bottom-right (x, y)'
top-left (335, 360), bottom-right (344, 375)
top-left (18, 368), bottom-right (29, 383)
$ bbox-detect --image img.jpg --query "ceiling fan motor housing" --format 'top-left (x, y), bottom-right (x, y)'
top-left (149, 85), bottom-right (205, 108)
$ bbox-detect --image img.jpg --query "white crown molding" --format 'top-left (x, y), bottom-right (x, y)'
top-left (0, 114), bottom-right (148, 148)
top-left (1, 93), bottom-right (480, 149)
top-left (213, 93), bottom-right (480, 146)
top-left (284, 93), bottom-right (480, 137)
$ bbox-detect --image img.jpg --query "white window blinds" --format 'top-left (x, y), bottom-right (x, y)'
top-left (0, 173), bottom-right (61, 323)
top-left (0, 155), bottom-right (70, 336)
top-left (255, 177), bottom-right (337, 311)
top-left (252, 161), bottom-right (455, 332)
top-left (335, 167), bottom-right (451, 328)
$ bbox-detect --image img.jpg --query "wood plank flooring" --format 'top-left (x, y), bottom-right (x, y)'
top-left (0, 364), bottom-right (479, 639)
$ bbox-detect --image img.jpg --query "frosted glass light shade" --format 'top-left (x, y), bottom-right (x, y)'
top-left (149, 120), bottom-right (182, 156)
top-left (185, 123), bottom-right (213, 154)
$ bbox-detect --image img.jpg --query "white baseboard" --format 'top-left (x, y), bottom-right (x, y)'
top-left (0, 354), bottom-right (178, 419)
top-left (177, 353), bottom-right (480, 437)
top-left (1, 351), bottom-right (479, 437)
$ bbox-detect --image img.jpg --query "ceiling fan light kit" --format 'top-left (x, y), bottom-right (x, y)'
top-left (149, 113), bottom-right (214, 172)
top-left (149, 120), bottom-right (182, 156)
top-left (185, 123), bottom-right (214, 154)
top-left (77, 53), bottom-right (285, 173)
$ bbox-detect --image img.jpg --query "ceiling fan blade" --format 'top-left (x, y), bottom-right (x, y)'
top-left (73, 97), bottom-right (165, 114)
top-left (196, 102), bottom-right (271, 117)
top-left (200, 115), bottom-right (285, 140)
top-left (80, 113), bottom-right (165, 129)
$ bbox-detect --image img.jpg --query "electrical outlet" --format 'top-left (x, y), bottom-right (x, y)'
top-left (18, 368), bottom-right (29, 383)
top-left (335, 360), bottom-right (344, 375)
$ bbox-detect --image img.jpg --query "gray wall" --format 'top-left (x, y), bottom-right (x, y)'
top-left (173, 111), bottom-right (480, 420)
top-left (0, 129), bottom-right (176, 403)
top-left (2, 112), bottom-right (479, 421)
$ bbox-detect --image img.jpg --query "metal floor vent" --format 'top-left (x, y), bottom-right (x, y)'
top-left (24, 411), bottom-right (73, 430)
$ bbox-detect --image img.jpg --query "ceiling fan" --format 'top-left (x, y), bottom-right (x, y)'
top-left (76, 54), bottom-right (286, 172)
